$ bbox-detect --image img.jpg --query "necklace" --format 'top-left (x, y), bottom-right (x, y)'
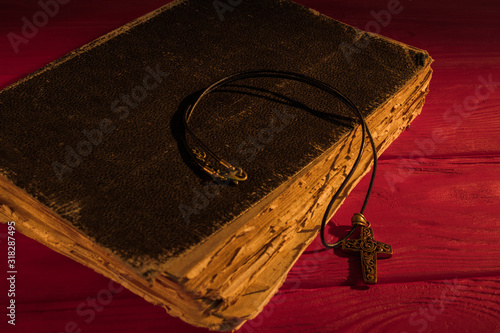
top-left (181, 70), bottom-right (392, 284)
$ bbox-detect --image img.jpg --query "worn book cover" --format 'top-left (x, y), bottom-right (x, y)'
top-left (0, 0), bottom-right (432, 330)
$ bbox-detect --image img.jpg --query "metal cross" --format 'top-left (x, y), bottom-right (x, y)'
top-left (342, 217), bottom-right (392, 284)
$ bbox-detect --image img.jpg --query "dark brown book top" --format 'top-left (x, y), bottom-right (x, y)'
top-left (0, 0), bottom-right (430, 275)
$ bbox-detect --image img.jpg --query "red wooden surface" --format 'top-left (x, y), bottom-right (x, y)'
top-left (1, 0), bottom-right (499, 332)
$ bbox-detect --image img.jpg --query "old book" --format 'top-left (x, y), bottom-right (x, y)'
top-left (0, 0), bottom-right (433, 331)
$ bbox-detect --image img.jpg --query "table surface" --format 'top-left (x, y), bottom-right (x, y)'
top-left (0, 0), bottom-right (499, 332)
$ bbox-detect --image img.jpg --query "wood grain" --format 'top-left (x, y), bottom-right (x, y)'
top-left (0, 0), bottom-right (499, 332)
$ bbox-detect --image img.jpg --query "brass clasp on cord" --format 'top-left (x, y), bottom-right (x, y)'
top-left (217, 162), bottom-right (248, 184)
top-left (192, 148), bottom-right (248, 184)
top-left (203, 160), bottom-right (247, 184)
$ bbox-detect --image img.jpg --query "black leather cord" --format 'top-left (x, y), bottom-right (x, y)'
top-left (181, 70), bottom-right (378, 249)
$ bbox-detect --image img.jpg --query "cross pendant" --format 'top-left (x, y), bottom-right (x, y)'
top-left (341, 214), bottom-right (392, 284)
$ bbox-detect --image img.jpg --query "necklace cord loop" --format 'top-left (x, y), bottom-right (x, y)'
top-left (181, 70), bottom-right (378, 249)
